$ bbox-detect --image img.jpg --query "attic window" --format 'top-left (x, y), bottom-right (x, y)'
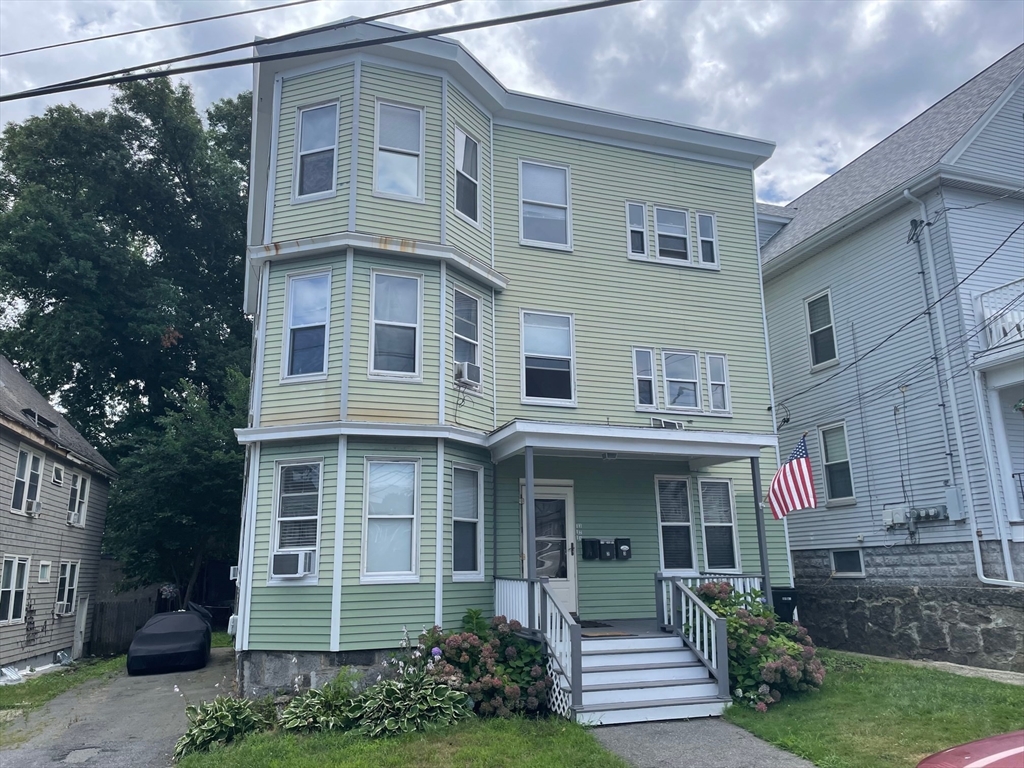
top-left (22, 409), bottom-right (58, 433)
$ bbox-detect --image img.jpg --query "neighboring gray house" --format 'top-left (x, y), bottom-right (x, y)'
top-left (761, 46), bottom-right (1023, 671)
top-left (0, 356), bottom-right (116, 670)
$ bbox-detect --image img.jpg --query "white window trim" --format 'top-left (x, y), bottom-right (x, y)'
top-left (0, 554), bottom-right (31, 624)
top-left (290, 100), bottom-right (340, 204)
top-left (806, 289), bottom-right (839, 371)
top-left (698, 477), bottom-right (741, 573)
top-left (10, 445), bottom-right (44, 516)
top-left (632, 346), bottom-right (657, 411)
top-left (453, 125), bottom-right (482, 228)
top-left (453, 285), bottom-right (482, 391)
top-left (518, 158), bottom-right (573, 251)
top-left (51, 463), bottom-right (65, 486)
top-left (55, 559), bottom-right (79, 616)
top-left (695, 211), bottom-right (721, 270)
top-left (830, 549), bottom-right (866, 578)
top-left (66, 470), bottom-right (91, 527)
top-left (705, 352), bottom-right (732, 415)
top-left (520, 308), bottom-right (578, 408)
top-left (654, 475), bottom-right (699, 575)
top-left (360, 457), bottom-right (421, 584)
top-left (268, 458), bottom-right (324, 586)
top-left (653, 206), bottom-right (692, 264)
top-left (38, 560), bottom-right (51, 583)
top-left (369, 269), bottom-right (423, 381)
top-left (625, 201), bottom-right (649, 260)
top-left (662, 349), bottom-right (703, 413)
top-left (451, 463), bottom-right (485, 582)
top-left (373, 99), bottom-right (426, 203)
top-left (280, 268), bottom-right (332, 383)
top-left (818, 421), bottom-right (856, 504)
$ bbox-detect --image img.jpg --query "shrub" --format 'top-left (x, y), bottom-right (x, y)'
top-left (280, 670), bottom-right (360, 733)
top-left (173, 695), bottom-right (275, 760)
top-left (346, 669), bottom-right (472, 737)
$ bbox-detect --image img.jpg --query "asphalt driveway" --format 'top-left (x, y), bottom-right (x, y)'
top-left (1, 648), bottom-right (234, 768)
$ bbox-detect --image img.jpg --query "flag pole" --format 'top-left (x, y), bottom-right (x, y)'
top-left (751, 456), bottom-right (774, 610)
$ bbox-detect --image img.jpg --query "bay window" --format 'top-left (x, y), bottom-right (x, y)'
top-left (363, 459), bottom-right (419, 580)
top-left (375, 102), bottom-right (423, 200)
top-left (294, 103), bottom-right (338, 198)
top-left (455, 127), bottom-right (479, 222)
top-left (371, 272), bottom-right (421, 377)
top-left (285, 272), bottom-right (330, 378)
top-left (452, 465), bottom-right (483, 579)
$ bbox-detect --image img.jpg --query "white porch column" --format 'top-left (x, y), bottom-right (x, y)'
top-left (524, 446), bottom-right (537, 629)
top-left (750, 456), bottom-right (774, 610)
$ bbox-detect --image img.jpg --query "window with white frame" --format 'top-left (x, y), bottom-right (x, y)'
top-left (520, 161), bottom-right (570, 248)
top-left (52, 463), bottom-right (65, 486)
top-left (372, 272), bottom-right (421, 376)
top-left (706, 353), bottom-right (730, 412)
top-left (697, 213), bottom-right (718, 265)
top-left (522, 312), bottom-right (574, 403)
top-left (294, 103), bottom-right (338, 198)
top-left (830, 549), bottom-right (865, 577)
top-left (272, 462), bottom-right (322, 578)
top-left (663, 351), bottom-right (701, 410)
top-left (55, 560), bottom-right (79, 615)
top-left (10, 447), bottom-right (43, 514)
top-left (455, 127), bottom-right (479, 222)
top-left (285, 272), bottom-right (330, 377)
top-left (654, 207), bottom-right (690, 261)
top-left (67, 471), bottom-right (90, 526)
top-left (38, 561), bottom-right (51, 583)
top-left (633, 348), bottom-right (656, 409)
top-left (626, 202), bottom-right (648, 257)
top-left (806, 291), bottom-right (837, 367)
top-left (364, 459), bottom-right (418, 578)
top-left (656, 478), bottom-right (694, 571)
top-left (0, 555), bottom-right (30, 624)
top-left (375, 102), bottom-right (423, 199)
top-left (453, 289), bottom-right (480, 385)
top-left (819, 423), bottom-right (854, 501)
top-left (452, 465), bottom-right (483, 579)
top-left (699, 479), bottom-right (738, 571)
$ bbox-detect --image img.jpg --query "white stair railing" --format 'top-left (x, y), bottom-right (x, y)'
top-left (539, 581), bottom-right (582, 715)
top-left (656, 574), bottom-right (730, 699)
top-left (684, 572), bottom-right (764, 597)
top-left (494, 577), bottom-right (534, 628)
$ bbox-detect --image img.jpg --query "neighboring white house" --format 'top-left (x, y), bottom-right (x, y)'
top-left (760, 45), bottom-right (1023, 671)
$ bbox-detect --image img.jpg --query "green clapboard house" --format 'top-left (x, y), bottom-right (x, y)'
top-left (232, 18), bottom-right (791, 724)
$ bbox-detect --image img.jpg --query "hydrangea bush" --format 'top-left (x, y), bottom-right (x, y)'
top-left (695, 581), bottom-right (825, 711)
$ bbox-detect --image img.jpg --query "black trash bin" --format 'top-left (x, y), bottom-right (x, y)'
top-left (772, 587), bottom-right (798, 622)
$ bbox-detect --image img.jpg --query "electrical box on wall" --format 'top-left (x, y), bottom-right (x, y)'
top-left (883, 504), bottom-right (909, 528)
top-left (945, 487), bottom-right (966, 522)
top-left (910, 504), bottom-right (949, 522)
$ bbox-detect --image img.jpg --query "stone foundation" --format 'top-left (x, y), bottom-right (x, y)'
top-left (235, 649), bottom-right (396, 698)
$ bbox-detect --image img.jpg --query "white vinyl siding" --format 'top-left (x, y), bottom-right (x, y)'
top-left (362, 458), bottom-right (420, 583)
top-left (699, 479), bottom-right (739, 572)
top-left (633, 347), bottom-right (656, 409)
top-left (283, 271), bottom-right (331, 379)
top-left (522, 311), bottom-right (576, 406)
top-left (705, 353), bottom-right (731, 413)
top-left (806, 290), bottom-right (838, 368)
top-left (370, 271), bottom-right (422, 378)
top-left (654, 207), bottom-right (690, 262)
top-left (375, 101), bottom-right (424, 201)
top-left (662, 350), bottom-right (701, 411)
top-left (270, 460), bottom-right (323, 581)
top-left (819, 422), bottom-right (855, 502)
top-left (293, 102), bottom-right (339, 200)
top-left (626, 201), bottom-right (648, 257)
top-left (66, 471), bottom-right (90, 526)
top-left (454, 126), bottom-right (480, 223)
top-left (452, 465), bottom-right (484, 581)
top-left (55, 560), bottom-right (79, 615)
top-left (0, 555), bottom-right (30, 624)
top-left (520, 160), bottom-right (571, 249)
top-left (10, 447), bottom-right (43, 514)
top-left (655, 477), bottom-right (696, 572)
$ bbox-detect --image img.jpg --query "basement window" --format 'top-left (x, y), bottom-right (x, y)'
top-left (830, 549), bottom-right (864, 578)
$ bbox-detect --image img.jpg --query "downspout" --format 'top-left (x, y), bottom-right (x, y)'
top-left (903, 189), bottom-right (1018, 586)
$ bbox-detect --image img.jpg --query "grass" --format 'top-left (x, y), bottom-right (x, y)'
top-left (0, 655), bottom-right (124, 715)
top-left (177, 716), bottom-right (628, 768)
top-left (212, 631), bottom-right (233, 648)
top-left (725, 650), bottom-right (1024, 768)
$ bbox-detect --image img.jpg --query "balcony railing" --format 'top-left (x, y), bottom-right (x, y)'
top-left (978, 278), bottom-right (1024, 350)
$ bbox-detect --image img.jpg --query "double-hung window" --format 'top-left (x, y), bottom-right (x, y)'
top-left (285, 272), bottom-right (330, 378)
top-left (806, 291), bottom-right (837, 367)
top-left (633, 348), bottom-right (656, 409)
top-left (819, 423), bottom-right (854, 502)
top-left (0, 555), bottom-right (29, 624)
top-left (55, 560), bottom-right (79, 615)
top-left (453, 289), bottom-right (481, 387)
top-left (697, 213), bottom-right (718, 266)
top-left (364, 459), bottom-right (418, 580)
top-left (294, 103), bottom-right (339, 198)
top-left (522, 311), bottom-right (574, 404)
top-left (10, 447), bottom-right (42, 514)
top-left (520, 161), bottom-right (571, 248)
top-left (371, 272), bottom-right (421, 377)
top-left (626, 202), bottom-right (648, 257)
top-left (375, 102), bottom-right (423, 200)
top-left (271, 462), bottom-right (322, 579)
top-left (656, 478), bottom-right (694, 571)
top-left (706, 353), bottom-right (730, 413)
top-left (655, 207), bottom-right (690, 261)
top-left (454, 127), bottom-right (479, 222)
top-left (67, 472), bottom-right (90, 526)
top-left (452, 465), bottom-right (483, 580)
top-left (699, 479), bottom-right (738, 571)
top-left (663, 351), bottom-right (701, 410)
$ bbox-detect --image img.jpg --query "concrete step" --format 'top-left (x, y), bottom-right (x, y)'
top-left (580, 634), bottom-right (684, 652)
top-left (579, 678), bottom-right (720, 706)
top-left (582, 660), bottom-right (709, 686)
top-left (575, 696), bottom-right (729, 726)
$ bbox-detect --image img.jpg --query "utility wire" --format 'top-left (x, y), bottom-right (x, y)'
top-left (0, 0), bottom-right (325, 58)
top-left (0, 0), bottom-right (637, 103)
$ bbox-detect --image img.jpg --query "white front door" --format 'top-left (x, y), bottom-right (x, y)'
top-left (522, 483), bottom-right (577, 614)
top-left (73, 594), bottom-right (89, 659)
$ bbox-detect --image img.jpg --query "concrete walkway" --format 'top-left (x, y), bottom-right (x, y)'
top-left (592, 719), bottom-right (815, 768)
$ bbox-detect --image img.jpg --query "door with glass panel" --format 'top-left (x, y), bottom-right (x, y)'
top-left (521, 483), bottom-right (577, 613)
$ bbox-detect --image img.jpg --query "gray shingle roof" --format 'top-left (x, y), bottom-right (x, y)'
top-left (762, 45), bottom-right (1024, 264)
top-left (757, 202), bottom-right (796, 219)
top-left (0, 356), bottom-right (116, 475)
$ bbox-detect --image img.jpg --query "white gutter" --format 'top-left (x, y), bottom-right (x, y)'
top-left (903, 189), bottom-right (1019, 586)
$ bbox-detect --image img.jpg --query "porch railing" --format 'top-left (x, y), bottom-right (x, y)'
top-left (494, 577), bottom-right (536, 628)
top-left (977, 278), bottom-right (1024, 350)
top-left (656, 574), bottom-right (730, 699)
top-left (539, 581), bottom-right (582, 713)
top-left (682, 572), bottom-right (764, 596)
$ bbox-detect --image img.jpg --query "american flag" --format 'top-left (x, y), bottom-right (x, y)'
top-left (768, 436), bottom-right (818, 520)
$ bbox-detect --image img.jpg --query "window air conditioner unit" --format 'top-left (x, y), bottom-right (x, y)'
top-left (55, 602), bottom-right (70, 616)
top-left (455, 361), bottom-right (482, 387)
top-left (28, 500), bottom-right (42, 517)
top-left (271, 550), bottom-right (315, 578)
top-left (229, 565), bottom-right (239, 581)
top-left (651, 417), bottom-right (685, 430)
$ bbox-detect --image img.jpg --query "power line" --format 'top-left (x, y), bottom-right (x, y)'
top-left (0, 0), bottom-right (637, 104)
top-left (0, 0), bottom-right (325, 58)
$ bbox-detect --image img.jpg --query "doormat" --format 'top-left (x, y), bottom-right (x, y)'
top-left (580, 629), bottom-right (635, 638)
top-left (579, 620), bottom-right (612, 628)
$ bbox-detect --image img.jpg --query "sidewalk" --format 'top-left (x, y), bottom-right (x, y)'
top-left (592, 719), bottom-right (815, 768)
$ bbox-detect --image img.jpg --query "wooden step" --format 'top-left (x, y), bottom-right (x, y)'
top-left (579, 678), bottom-right (720, 706)
top-left (574, 695), bottom-right (729, 726)
top-left (582, 660), bottom-right (708, 686)
top-left (580, 635), bottom-right (684, 652)
top-left (581, 646), bottom-right (696, 668)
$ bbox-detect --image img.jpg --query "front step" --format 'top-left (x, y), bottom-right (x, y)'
top-left (583, 660), bottom-right (708, 686)
top-left (575, 696), bottom-right (729, 726)
top-left (580, 678), bottom-right (720, 706)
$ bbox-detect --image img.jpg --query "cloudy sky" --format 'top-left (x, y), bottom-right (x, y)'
top-left (1, 0), bottom-right (1021, 203)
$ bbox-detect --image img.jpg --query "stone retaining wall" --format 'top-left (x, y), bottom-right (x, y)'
top-left (235, 649), bottom-right (392, 698)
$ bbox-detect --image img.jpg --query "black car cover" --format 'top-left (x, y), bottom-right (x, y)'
top-left (126, 611), bottom-right (211, 675)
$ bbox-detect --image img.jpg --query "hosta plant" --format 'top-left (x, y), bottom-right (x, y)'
top-left (172, 695), bottom-right (274, 760)
top-left (347, 669), bottom-right (472, 737)
top-left (280, 670), bottom-right (360, 733)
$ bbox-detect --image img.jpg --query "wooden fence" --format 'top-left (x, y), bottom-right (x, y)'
top-left (90, 598), bottom-right (156, 657)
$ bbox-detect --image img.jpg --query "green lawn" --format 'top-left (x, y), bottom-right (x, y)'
top-left (177, 717), bottom-right (628, 768)
top-left (212, 631), bottom-right (233, 648)
top-left (0, 656), bottom-right (124, 716)
top-left (725, 650), bottom-right (1024, 768)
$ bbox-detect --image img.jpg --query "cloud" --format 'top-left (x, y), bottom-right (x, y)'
top-left (1, 0), bottom-right (1021, 203)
